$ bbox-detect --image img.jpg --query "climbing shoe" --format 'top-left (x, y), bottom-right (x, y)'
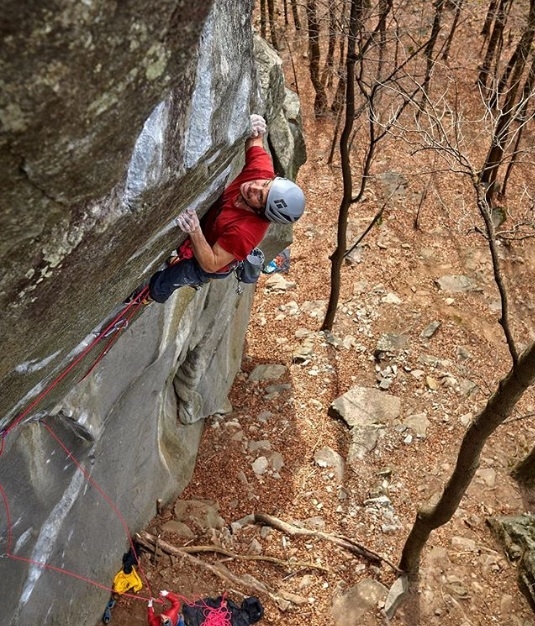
top-left (102, 597), bottom-right (116, 624)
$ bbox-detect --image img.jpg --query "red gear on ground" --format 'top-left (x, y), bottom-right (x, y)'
top-left (147, 592), bottom-right (181, 626)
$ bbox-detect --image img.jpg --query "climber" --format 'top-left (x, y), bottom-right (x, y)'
top-left (143, 113), bottom-right (305, 304)
top-left (147, 590), bottom-right (183, 626)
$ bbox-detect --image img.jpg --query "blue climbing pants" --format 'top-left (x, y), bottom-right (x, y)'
top-left (149, 258), bottom-right (234, 303)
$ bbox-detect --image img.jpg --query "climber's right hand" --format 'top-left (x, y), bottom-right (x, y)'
top-left (250, 114), bottom-right (267, 138)
top-left (176, 208), bottom-right (200, 233)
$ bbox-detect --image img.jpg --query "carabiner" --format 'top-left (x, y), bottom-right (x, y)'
top-left (103, 319), bottom-right (129, 338)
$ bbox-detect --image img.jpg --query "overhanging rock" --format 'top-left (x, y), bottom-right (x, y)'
top-left (0, 2), bottom-right (306, 623)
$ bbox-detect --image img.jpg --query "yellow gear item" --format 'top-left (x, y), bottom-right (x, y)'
top-left (112, 567), bottom-right (143, 594)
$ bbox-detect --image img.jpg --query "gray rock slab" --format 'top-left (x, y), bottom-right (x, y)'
top-left (161, 520), bottom-right (195, 539)
top-left (248, 364), bottom-right (287, 381)
top-left (332, 578), bottom-right (389, 625)
top-left (436, 275), bottom-right (478, 293)
top-left (376, 332), bottom-right (410, 354)
top-left (330, 386), bottom-right (401, 429)
top-left (314, 446), bottom-right (345, 482)
top-left (348, 425), bottom-right (381, 462)
top-left (174, 500), bottom-right (225, 531)
top-left (404, 412), bottom-right (429, 437)
top-left (420, 320), bottom-right (441, 339)
top-left (487, 514), bottom-right (535, 610)
top-left (0, 2), bottom-right (307, 624)
top-left (384, 574), bottom-right (409, 619)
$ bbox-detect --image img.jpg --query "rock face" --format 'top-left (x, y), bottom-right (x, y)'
top-left (0, 3), bottom-right (305, 624)
top-left (488, 514), bottom-right (535, 611)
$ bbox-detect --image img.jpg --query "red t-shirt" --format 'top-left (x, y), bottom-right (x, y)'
top-left (179, 146), bottom-right (274, 269)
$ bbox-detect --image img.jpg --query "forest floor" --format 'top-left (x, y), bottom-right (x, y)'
top-left (110, 8), bottom-right (535, 626)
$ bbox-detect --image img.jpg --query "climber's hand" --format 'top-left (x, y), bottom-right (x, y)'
top-left (160, 590), bottom-right (169, 597)
top-left (148, 599), bottom-right (154, 608)
top-left (176, 208), bottom-right (200, 233)
top-left (250, 114), bottom-right (267, 138)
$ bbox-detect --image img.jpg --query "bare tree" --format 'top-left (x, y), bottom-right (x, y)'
top-left (306, 0), bottom-right (329, 116)
top-left (501, 54), bottom-right (535, 195)
top-left (417, 0), bottom-right (446, 116)
top-left (321, 0), bottom-right (339, 87)
top-left (267, 0), bottom-right (279, 49)
top-left (442, 0), bottom-right (464, 62)
top-left (321, 0), bottom-right (364, 331)
top-left (376, 0), bottom-right (394, 79)
top-left (481, 0), bottom-right (499, 39)
top-left (282, 0), bottom-right (289, 26)
top-left (478, 0), bottom-right (512, 88)
top-left (322, 4), bottom-right (424, 331)
top-left (400, 340), bottom-right (535, 578)
top-left (383, 38), bottom-right (535, 590)
top-left (480, 0), bottom-right (535, 204)
top-left (290, 0), bottom-right (302, 31)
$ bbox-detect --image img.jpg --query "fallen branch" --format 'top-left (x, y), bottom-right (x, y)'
top-left (253, 512), bottom-right (401, 573)
top-left (137, 531), bottom-right (329, 573)
top-left (135, 532), bottom-right (309, 610)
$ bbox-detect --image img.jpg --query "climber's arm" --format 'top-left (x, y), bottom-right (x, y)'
top-left (244, 134), bottom-right (264, 151)
top-left (188, 228), bottom-right (235, 273)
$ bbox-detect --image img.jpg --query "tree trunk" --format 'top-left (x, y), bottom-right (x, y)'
top-left (490, 0), bottom-right (535, 109)
top-left (306, 0), bottom-right (329, 116)
top-left (481, 0), bottom-right (498, 38)
top-left (480, 0), bottom-right (535, 203)
top-left (260, 0), bottom-right (267, 39)
top-left (321, 0), bottom-right (364, 331)
top-left (321, 0), bottom-right (337, 87)
top-left (376, 0), bottom-right (394, 79)
top-left (512, 443), bottom-right (535, 489)
top-left (400, 341), bottom-right (535, 578)
top-left (501, 55), bottom-right (535, 195)
top-left (442, 0), bottom-right (463, 61)
top-left (418, 0), bottom-right (446, 116)
top-left (267, 0), bottom-right (279, 49)
top-left (478, 0), bottom-right (510, 88)
top-left (290, 0), bottom-right (301, 31)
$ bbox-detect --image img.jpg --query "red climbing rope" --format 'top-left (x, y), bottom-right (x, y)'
top-left (0, 420), bottom-right (154, 602)
top-left (0, 285), bottom-right (239, 623)
top-left (0, 287), bottom-right (154, 603)
top-left (1, 286), bottom-right (149, 439)
top-left (5, 553), bottom-right (151, 601)
top-left (0, 484), bottom-right (13, 554)
top-left (200, 603), bottom-right (232, 626)
top-left (169, 594), bottom-right (234, 626)
top-left (80, 294), bottom-right (145, 381)
top-left (41, 420), bottom-right (152, 594)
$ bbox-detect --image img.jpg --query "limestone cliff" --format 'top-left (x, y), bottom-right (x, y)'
top-left (0, 2), bottom-right (306, 624)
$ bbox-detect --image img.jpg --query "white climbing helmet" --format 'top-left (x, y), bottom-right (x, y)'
top-left (265, 177), bottom-right (305, 224)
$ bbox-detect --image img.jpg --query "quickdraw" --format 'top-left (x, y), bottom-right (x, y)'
top-left (103, 319), bottom-right (129, 338)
